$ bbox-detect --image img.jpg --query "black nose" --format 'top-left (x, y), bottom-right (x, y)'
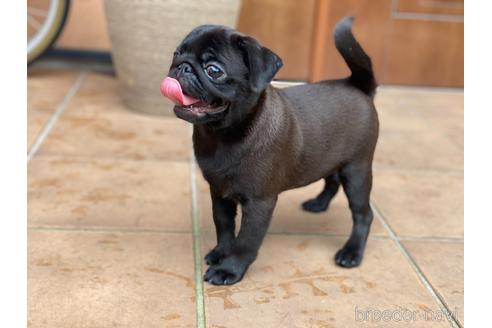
top-left (177, 63), bottom-right (193, 75)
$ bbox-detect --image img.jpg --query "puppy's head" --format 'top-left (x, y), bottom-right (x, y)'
top-left (164, 25), bottom-right (283, 126)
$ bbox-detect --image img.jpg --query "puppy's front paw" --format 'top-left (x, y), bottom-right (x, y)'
top-left (301, 198), bottom-right (329, 213)
top-left (204, 248), bottom-right (226, 266)
top-left (335, 247), bottom-right (363, 268)
top-left (203, 255), bottom-right (250, 285)
top-left (204, 266), bottom-right (242, 285)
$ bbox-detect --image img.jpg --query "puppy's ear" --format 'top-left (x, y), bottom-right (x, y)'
top-left (234, 35), bottom-right (283, 93)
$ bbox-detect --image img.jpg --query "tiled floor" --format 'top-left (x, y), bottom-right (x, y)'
top-left (27, 67), bottom-right (464, 328)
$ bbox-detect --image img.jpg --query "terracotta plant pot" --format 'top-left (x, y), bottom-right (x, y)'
top-left (104, 0), bottom-right (240, 115)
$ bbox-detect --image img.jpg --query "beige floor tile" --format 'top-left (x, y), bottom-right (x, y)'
top-left (372, 170), bottom-right (463, 238)
top-left (32, 71), bottom-right (188, 161)
top-left (418, 102), bottom-right (463, 149)
top-left (37, 114), bottom-right (189, 161)
top-left (28, 111), bottom-right (51, 150)
top-left (201, 235), bottom-right (449, 327)
top-left (375, 96), bottom-right (429, 133)
top-left (376, 87), bottom-right (463, 116)
top-left (28, 156), bottom-right (191, 231)
top-left (27, 70), bottom-right (80, 150)
top-left (376, 87), bottom-right (463, 149)
top-left (440, 123), bottom-right (463, 150)
top-left (63, 73), bottom-right (175, 118)
top-left (64, 72), bottom-right (129, 117)
top-left (414, 94), bottom-right (464, 132)
top-left (272, 182), bottom-right (387, 236)
top-left (28, 230), bottom-right (196, 328)
top-left (28, 69), bottom-right (80, 115)
top-left (374, 129), bottom-right (462, 172)
top-left (403, 241), bottom-right (464, 325)
top-left (196, 174), bottom-right (387, 237)
top-left (376, 108), bottom-right (427, 134)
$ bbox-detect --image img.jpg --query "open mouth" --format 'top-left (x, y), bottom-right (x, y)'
top-left (177, 99), bottom-right (229, 115)
top-left (161, 77), bottom-right (229, 117)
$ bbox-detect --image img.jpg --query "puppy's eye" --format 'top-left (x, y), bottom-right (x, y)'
top-left (205, 64), bottom-right (224, 80)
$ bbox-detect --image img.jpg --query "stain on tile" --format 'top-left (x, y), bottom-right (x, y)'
top-left (98, 239), bottom-right (118, 244)
top-left (203, 236), bottom-right (449, 327)
top-left (144, 267), bottom-right (194, 289)
top-left (403, 240), bottom-right (464, 325)
top-left (161, 313), bottom-right (181, 321)
top-left (71, 205), bottom-right (88, 216)
top-left (28, 156), bottom-right (192, 231)
top-left (28, 230), bottom-right (196, 328)
top-left (81, 188), bottom-right (131, 204)
top-left (34, 259), bottom-right (52, 267)
top-left (296, 240), bottom-right (309, 251)
top-left (93, 123), bottom-right (137, 140)
top-left (363, 280), bottom-right (377, 289)
top-left (38, 113), bottom-right (189, 161)
top-left (30, 177), bottom-right (63, 188)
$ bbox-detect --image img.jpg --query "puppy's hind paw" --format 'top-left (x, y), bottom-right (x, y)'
top-left (302, 198), bottom-right (329, 213)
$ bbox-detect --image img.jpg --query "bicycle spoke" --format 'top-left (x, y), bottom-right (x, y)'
top-left (28, 7), bottom-right (48, 18)
top-left (27, 14), bottom-right (42, 29)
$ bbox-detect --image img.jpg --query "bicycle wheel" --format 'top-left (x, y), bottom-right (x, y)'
top-left (27, 0), bottom-right (70, 64)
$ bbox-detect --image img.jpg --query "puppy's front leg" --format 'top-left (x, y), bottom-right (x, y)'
top-left (204, 192), bottom-right (237, 265)
top-left (204, 196), bottom-right (277, 285)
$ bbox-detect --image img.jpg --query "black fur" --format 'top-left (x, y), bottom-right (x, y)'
top-left (334, 17), bottom-right (377, 97)
top-left (166, 17), bottom-right (379, 285)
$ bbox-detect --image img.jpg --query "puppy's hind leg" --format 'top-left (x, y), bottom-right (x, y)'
top-left (335, 162), bottom-right (373, 268)
top-left (302, 173), bottom-right (341, 213)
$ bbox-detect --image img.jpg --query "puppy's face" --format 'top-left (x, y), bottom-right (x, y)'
top-left (167, 25), bottom-right (283, 126)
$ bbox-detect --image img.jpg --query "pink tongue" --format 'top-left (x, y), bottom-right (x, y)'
top-left (160, 77), bottom-right (200, 106)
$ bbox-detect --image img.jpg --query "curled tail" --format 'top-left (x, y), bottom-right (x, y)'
top-left (334, 17), bottom-right (377, 97)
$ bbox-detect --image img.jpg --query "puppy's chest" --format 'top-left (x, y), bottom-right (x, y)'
top-left (196, 152), bottom-right (258, 198)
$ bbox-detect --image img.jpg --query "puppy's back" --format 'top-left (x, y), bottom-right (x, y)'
top-left (277, 81), bottom-right (378, 167)
top-left (279, 80), bottom-right (376, 133)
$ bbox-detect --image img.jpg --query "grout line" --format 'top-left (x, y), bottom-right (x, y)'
top-left (28, 225), bottom-right (191, 235)
top-left (372, 165), bottom-right (464, 176)
top-left (189, 126), bottom-right (206, 328)
top-left (266, 231), bottom-right (390, 240)
top-left (273, 80), bottom-right (464, 94)
top-left (27, 225), bottom-right (389, 239)
top-left (371, 201), bottom-right (462, 328)
top-left (397, 235), bottom-right (464, 243)
top-left (30, 153), bottom-right (191, 164)
top-left (377, 84), bottom-right (464, 94)
top-left (27, 72), bottom-right (87, 161)
top-left (60, 111), bottom-right (181, 122)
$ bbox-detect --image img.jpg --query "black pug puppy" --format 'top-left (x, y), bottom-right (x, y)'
top-left (161, 17), bottom-right (378, 285)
